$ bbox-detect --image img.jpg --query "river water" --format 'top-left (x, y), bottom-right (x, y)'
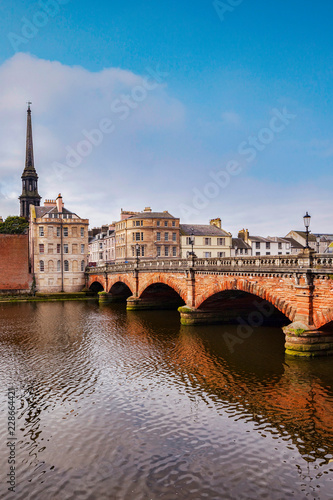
top-left (0, 301), bottom-right (332, 500)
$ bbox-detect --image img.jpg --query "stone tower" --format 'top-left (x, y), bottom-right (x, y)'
top-left (19, 103), bottom-right (41, 219)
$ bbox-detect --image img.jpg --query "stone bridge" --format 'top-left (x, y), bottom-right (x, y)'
top-left (86, 251), bottom-right (333, 357)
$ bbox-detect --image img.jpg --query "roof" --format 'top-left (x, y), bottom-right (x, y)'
top-left (284, 237), bottom-right (304, 249)
top-left (290, 230), bottom-right (317, 242)
top-left (128, 211), bottom-right (177, 220)
top-left (249, 235), bottom-right (270, 243)
top-left (34, 205), bottom-right (78, 219)
top-left (232, 238), bottom-right (252, 249)
top-left (180, 224), bottom-right (230, 237)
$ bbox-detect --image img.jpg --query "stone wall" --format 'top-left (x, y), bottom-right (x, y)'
top-left (0, 234), bottom-right (31, 292)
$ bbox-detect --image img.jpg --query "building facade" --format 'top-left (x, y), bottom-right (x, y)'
top-left (180, 219), bottom-right (232, 258)
top-left (29, 194), bottom-right (89, 292)
top-left (88, 225), bottom-right (115, 265)
top-left (115, 208), bottom-right (180, 261)
top-left (238, 229), bottom-right (292, 256)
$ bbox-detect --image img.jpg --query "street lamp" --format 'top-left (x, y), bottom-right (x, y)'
top-left (188, 230), bottom-right (196, 258)
top-left (135, 242), bottom-right (140, 265)
top-left (303, 212), bottom-right (311, 249)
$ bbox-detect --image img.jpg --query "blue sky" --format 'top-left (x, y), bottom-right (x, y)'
top-left (0, 0), bottom-right (332, 235)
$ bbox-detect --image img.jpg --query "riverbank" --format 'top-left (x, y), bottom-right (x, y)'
top-left (0, 292), bottom-right (96, 303)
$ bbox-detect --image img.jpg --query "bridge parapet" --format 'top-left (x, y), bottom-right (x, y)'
top-left (86, 254), bottom-right (333, 275)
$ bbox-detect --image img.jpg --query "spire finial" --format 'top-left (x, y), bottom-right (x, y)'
top-left (27, 101), bottom-right (32, 111)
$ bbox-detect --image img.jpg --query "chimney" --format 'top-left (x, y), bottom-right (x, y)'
top-left (144, 207), bottom-right (152, 212)
top-left (238, 229), bottom-right (249, 243)
top-left (56, 193), bottom-right (64, 213)
top-left (210, 218), bottom-right (221, 229)
top-left (44, 199), bottom-right (56, 207)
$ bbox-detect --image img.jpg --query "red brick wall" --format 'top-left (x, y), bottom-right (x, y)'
top-left (0, 234), bottom-right (31, 291)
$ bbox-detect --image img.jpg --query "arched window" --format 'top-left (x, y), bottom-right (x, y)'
top-left (81, 260), bottom-right (85, 271)
top-left (64, 260), bottom-right (69, 272)
top-left (39, 260), bottom-right (44, 272)
top-left (57, 260), bottom-right (61, 272)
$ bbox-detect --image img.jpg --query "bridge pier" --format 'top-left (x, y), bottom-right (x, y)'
top-left (127, 296), bottom-right (183, 311)
top-left (283, 322), bottom-right (333, 357)
top-left (178, 306), bottom-right (244, 325)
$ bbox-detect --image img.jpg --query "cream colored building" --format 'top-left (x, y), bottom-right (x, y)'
top-left (180, 219), bottom-right (232, 258)
top-left (29, 194), bottom-right (89, 292)
top-left (115, 208), bottom-right (180, 262)
top-left (88, 225), bottom-right (115, 265)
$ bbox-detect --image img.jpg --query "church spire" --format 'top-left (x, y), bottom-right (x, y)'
top-left (19, 103), bottom-right (41, 219)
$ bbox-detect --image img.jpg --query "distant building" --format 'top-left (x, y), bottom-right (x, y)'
top-left (180, 219), bottom-right (232, 258)
top-left (238, 229), bottom-right (291, 256)
top-left (29, 194), bottom-right (89, 292)
top-left (88, 224), bottom-right (115, 265)
top-left (115, 208), bottom-right (180, 261)
top-left (231, 237), bottom-right (252, 256)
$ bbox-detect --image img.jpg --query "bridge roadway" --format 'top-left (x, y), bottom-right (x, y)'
top-left (86, 250), bottom-right (333, 357)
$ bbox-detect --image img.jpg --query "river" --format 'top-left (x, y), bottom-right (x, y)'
top-left (0, 301), bottom-right (332, 499)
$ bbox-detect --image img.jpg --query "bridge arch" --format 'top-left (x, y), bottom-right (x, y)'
top-left (109, 280), bottom-right (133, 300)
top-left (89, 280), bottom-right (105, 293)
top-left (196, 279), bottom-right (296, 322)
top-left (138, 275), bottom-right (187, 303)
top-left (315, 308), bottom-right (333, 329)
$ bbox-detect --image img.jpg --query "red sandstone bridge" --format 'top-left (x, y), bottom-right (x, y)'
top-left (86, 251), bottom-right (333, 357)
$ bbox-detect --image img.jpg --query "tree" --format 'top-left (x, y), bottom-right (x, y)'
top-left (0, 216), bottom-right (29, 234)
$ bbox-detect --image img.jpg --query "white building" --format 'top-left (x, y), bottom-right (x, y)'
top-left (88, 225), bottom-right (115, 266)
top-left (180, 219), bottom-right (232, 258)
top-left (238, 229), bottom-right (292, 256)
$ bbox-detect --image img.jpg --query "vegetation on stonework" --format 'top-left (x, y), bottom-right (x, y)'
top-left (0, 216), bottom-right (28, 234)
top-left (292, 328), bottom-right (306, 336)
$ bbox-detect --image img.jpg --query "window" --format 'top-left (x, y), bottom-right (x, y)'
top-left (156, 232), bottom-right (161, 241)
top-left (141, 246), bottom-right (145, 257)
top-left (278, 252), bottom-right (282, 255)
top-left (136, 221), bottom-right (140, 226)
top-left (172, 232), bottom-right (177, 242)
top-left (64, 260), bottom-right (69, 272)
top-left (64, 227), bottom-right (68, 237)
top-left (217, 252), bottom-right (226, 258)
top-left (256, 242), bottom-right (260, 249)
top-left (205, 238), bottom-right (211, 245)
top-left (81, 244), bottom-right (85, 254)
top-left (135, 232), bottom-right (141, 241)
top-left (266, 242), bottom-right (270, 249)
top-left (165, 232), bottom-right (169, 241)
top-left (57, 227), bottom-right (60, 237)
top-left (278, 242), bottom-right (282, 249)
top-left (266, 252), bottom-right (271, 255)
top-left (157, 246), bottom-right (161, 257)
top-left (99, 242), bottom-right (103, 249)
top-left (204, 252), bottom-right (211, 258)
top-left (239, 248), bottom-right (243, 254)
top-left (48, 244), bottom-right (53, 254)
top-left (164, 246), bottom-right (169, 256)
top-left (39, 260), bottom-right (44, 272)
top-left (157, 221), bottom-right (160, 227)
top-left (81, 260), bottom-right (85, 271)
top-left (256, 251), bottom-right (260, 256)
top-left (57, 244), bottom-right (61, 254)
top-left (81, 227), bottom-right (84, 237)
top-left (99, 252), bottom-right (103, 259)
top-left (64, 244), bottom-right (69, 253)
top-left (39, 244), bottom-right (44, 253)
top-left (172, 221), bottom-right (176, 227)
top-left (39, 227), bottom-right (44, 236)
top-left (217, 238), bottom-right (225, 246)
top-left (57, 260), bottom-right (61, 272)
top-left (172, 247), bottom-right (177, 257)
top-left (186, 236), bottom-right (194, 245)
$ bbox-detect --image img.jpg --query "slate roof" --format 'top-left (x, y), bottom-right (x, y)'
top-left (284, 237), bottom-right (304, 249)
top-left (128, 211), bottom-right (177, 219)
top-left (35, 205), bottom-right (77, 218)
top-left (232, 238), bottom-right (252, 249)
top-left (180, 224), bottom-right (230, 237)
top-left (292, 230), bottom-right (317, 242)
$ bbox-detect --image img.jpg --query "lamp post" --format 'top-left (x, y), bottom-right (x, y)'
top-left (135, 242), bottom-right (140, 266)
top-left (189, 231), bottom-right (195, 258)
top-left (303, 212), bottom-right (311, 249)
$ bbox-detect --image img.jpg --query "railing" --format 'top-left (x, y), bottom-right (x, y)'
top-left (86, 254), bottom-right (333, 275)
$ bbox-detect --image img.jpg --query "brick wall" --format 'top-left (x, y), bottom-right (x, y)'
top-left (0, 234), bottom-right (31, 291)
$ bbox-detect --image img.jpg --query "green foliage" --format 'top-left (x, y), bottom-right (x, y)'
top-left (328, 274), bottom-right (333, 280)
top-left (0, 216), bottom-right (28, 234)
top-left (293, 328), bottom-right (305, 336)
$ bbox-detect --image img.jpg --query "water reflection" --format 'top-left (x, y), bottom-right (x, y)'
top-left (0, 301), bottom-right (332, 499)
